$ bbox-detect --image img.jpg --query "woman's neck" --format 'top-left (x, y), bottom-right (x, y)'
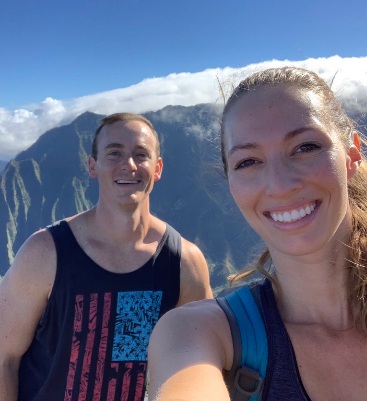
top-left (270, 248), bottom-right (352, 330)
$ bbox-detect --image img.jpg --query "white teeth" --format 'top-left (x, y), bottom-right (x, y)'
top-left (291, 210), bottom-right (300, 220)
top-left (270, 202), bottom-right (316, 223)
top-left (116, 180), bottom-right (139, 184)
top-left (283, 212), bottom-right (291, 223)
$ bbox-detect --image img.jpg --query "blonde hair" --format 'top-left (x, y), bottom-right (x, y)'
top-left (221, 66), bottom-right (367, 330)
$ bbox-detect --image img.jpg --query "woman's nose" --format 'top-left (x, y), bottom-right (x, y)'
top-left (264, 159), bottom-right (303, 197)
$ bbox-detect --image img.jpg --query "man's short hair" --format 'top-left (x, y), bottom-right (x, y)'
top-left (91, 113), bottom-right (160, 160)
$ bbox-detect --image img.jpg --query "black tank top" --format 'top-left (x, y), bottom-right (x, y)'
top-left (261, 279), bottom-right (312, 400)
top-left (18, 220), bottom-right (181, 401)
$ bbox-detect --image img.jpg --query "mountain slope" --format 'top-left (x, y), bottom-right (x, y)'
top-left (0, 106), bottom-right (261, 290)
top-left (0, 160), bottom-right (7, 173)
top-left (2, 106), bottom-right (366, 288)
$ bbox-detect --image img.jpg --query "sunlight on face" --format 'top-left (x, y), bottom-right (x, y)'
top-left (88, 120), bottom-right (163, 209)
top-left (223, 85), bottom-right (354, 259)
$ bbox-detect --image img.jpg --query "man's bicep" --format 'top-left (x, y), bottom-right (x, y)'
top-left (178, 240), bottom-right (213, 305)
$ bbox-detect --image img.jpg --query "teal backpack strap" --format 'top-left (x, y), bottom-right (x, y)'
top-left (217, 284), bottom-right (268, 401)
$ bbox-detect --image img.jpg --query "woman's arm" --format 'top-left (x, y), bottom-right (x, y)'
top-left (148, 299), bottom-right (233, 401)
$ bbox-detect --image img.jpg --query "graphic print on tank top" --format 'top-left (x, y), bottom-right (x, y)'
top-left (113, 291), bottom-right (163, 361)
top-left (64, 290), bottom-right (162, 401)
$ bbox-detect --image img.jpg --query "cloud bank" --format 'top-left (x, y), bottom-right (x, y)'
top-left (0, 55), bottom-right (366, 160)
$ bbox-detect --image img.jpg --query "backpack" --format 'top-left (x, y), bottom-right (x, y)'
top-left (216, 283), bottom-right (268, 401)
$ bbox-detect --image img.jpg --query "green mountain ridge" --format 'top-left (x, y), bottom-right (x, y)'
top-left (0, 161), bottom-right (7, 172)
top-left (0, 106), bottom-right (261, 290)
top-left (1, 105), bottom-right (366, 291)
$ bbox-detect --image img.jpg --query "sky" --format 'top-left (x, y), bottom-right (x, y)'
top-left (0, 0), bottom-right (366, 161)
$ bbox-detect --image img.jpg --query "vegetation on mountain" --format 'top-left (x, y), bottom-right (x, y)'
top-left (0, 106), bottom-right (259, 291)
top-left (1, 105), bottom-right (365, 291)
top-left (0, 161), bottom-right (7, 173)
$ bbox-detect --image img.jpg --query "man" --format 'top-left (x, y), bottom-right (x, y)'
top-left (0, 113), bottom-right (213, 401)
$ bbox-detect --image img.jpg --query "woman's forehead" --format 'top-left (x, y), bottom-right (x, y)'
top-left (230, 85), bottom-right (314, 112)
top-left (222, 86), bottom-right (333, 154)
top-left (225, 86), bottom-right (316, 128)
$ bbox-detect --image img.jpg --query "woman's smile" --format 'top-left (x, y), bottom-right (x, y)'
top-left (267, 201), bottom-right (317, 223)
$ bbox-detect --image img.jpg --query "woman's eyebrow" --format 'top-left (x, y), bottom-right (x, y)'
top-left (228, 142), bottom-right (256, 158)
top-left (284, 126), bottom-right (317, 141)
top-left (228, 126), bottom-right (318, 157)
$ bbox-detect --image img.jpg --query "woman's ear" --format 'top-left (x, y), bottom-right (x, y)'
top-left (353, 132), bottom-right (361, 152)
top-left (346, 132), bottom-right (362, 179)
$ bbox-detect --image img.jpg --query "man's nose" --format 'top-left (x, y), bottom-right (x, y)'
top-left (120, 156), bottom-right (137, 171)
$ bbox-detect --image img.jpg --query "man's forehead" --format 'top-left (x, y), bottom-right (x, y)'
top-left (102, 119), bottom-right (153, 134)
top-left (98, 120), bottom-right (158, 151)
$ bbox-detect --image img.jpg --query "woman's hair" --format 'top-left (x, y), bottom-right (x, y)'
top-left (221, 66), bottom-right (367, 330)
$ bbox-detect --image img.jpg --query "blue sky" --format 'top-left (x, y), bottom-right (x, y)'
top-left (0, 0), bottom-right (366, 160)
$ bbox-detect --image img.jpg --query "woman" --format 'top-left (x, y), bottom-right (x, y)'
top-left (147, 66), bottom-right (367, 401)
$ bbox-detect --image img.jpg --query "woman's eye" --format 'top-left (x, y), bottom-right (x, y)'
top-left (234, 159), bottom-right (257, 169)
top-left (296, 143), bottom-right (320, 153)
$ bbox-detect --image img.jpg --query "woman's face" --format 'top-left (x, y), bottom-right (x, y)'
top-left (223, 85), bottom-right (360, 258)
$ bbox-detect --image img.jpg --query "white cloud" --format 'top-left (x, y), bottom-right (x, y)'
top-left (0, 55), bottom-right (366, 160)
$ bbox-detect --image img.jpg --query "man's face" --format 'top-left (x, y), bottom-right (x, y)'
top-left (88, 120), bottom-right (163, 208)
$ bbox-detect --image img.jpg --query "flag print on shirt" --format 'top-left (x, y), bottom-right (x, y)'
top-left (64, 291), bottom-right (162, 401)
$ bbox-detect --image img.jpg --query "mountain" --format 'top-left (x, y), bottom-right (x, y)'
top-left (0, 105), bottom-right (262, 291)
top-left (0, 160), bottom-right (7, 173)
top-left (3, 106), bottom-right (365, 288)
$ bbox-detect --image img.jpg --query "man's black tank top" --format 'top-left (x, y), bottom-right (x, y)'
top-left (18, 220), bottom-right (181, 401)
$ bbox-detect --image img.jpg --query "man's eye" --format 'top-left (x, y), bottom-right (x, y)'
top-left (107, 151), bottom-right (119, 156)
top-left (138, 149), bottom-right (153, 158)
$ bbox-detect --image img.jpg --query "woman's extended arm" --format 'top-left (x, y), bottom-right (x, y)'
top-left (148, 299), bottom-right (233, 401)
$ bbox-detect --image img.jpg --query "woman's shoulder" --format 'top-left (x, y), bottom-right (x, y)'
top-left (160, 298), bottom-right (226, 327)
top-left (151, 298), bottom-right (234, 370)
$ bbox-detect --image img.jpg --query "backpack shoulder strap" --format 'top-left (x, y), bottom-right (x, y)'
top-left (216, 283), bottom-right (268, 401)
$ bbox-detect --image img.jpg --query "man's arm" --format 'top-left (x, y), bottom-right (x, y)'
top-left (177, 238), bottom-right (213, 306)
top-left (0, 230), bottom-right (56, 401)
top-left (148, 300), bottom-right (231, 401)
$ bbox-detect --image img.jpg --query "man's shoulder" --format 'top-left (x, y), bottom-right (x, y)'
top-left (8, 227), bottom-right (57, 287)
top-left (149, 217), bottom-right (178, 246)
top-left (175, 236), bottom-right (213, 304)
top-left (180, 236), bottom-right (205, 259)
top-left (25, 227), bottom-right (55, 251)
top-left (15, 213), bottom-right (86, 286)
